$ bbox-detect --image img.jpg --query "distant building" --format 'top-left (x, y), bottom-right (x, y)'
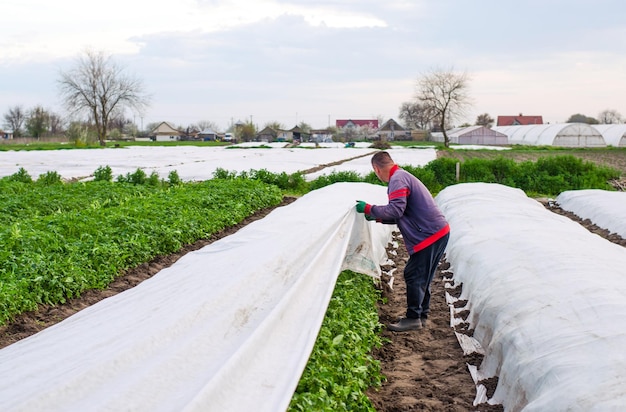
top-left (336, 119), bottom-right (379, 129)
top-left (378, 119), bottom-right (409, 141)
top-left (256, 126), bottom-right (280, 142)
top-left (310, 129), bottom-right (334, 143)
top-left (150, 122), bottom-right (181, 141)
top-left (431, 126), bottom-right (508, 145)
top-left (0, 129), bottom-right (14, 139)
top-left (496, 114), bottom-right (543, 126)
top-left (198, 128), bottom-right (218, 141)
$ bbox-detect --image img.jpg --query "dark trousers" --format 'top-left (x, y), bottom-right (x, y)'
top-left (403, 233), bottom-right (450, 319)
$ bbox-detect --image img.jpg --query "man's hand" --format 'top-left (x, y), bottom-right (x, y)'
top-left (355, 200), bottom-right (367, 213)
top-left (365, 214), bottom-right (376, 221)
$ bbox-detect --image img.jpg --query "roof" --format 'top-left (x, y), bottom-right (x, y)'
top-left (492, 123), bottom-right (605, 147)
top-left (336, 119), bottom-right (379, 128)
top-left (257, 126), bottom-right (279, 136)
top-left (590, 124), bottom-right (626, 147)
top-left (379, 119), bottom-right (405, 132)
top-left (151, 122), bottom-right (180, 135)
top-left (496, 115), bottom-right (543, 126)
top-left (446, 125), bottom-right (507, 138)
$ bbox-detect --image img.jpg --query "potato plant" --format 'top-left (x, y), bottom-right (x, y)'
top-left (0, 176), bottom-right (282, 325)
top-left (289, 271), bottom-right (385, 411)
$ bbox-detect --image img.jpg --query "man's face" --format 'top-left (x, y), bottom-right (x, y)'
top-left (373, 165), bottom-right (386, 182)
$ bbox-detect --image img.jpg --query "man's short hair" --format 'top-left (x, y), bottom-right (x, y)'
top-left (371, 151), bottom-right (394, 168)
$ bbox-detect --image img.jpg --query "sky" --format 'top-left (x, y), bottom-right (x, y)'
top-left (2, 0), bottom-right (626, 132)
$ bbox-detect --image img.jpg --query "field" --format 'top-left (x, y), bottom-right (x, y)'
top-left (438, 147), bottom-right (626, 189)
top-left (0, 146), bottom-right (624, 410)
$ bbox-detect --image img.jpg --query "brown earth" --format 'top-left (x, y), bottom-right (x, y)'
top-left (1, 150), bottom-right (624, 411)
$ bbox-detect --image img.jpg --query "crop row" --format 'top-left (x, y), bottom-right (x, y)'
top-left (0, 175), bottom-right (283, 325)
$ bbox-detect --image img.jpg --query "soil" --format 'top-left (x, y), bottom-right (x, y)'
top-left (1, 150), bottom-right (625, 411)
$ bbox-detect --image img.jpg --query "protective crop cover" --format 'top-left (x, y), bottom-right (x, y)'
top-left (556, 189), bottom-right (626, 238)
top-left (0, 182), bottom-right (394, 412)
top-left (436, 183), bottom-right (626, 411)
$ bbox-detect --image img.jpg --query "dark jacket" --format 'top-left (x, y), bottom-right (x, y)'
top-left (366, 165), bottom-right (449, 255)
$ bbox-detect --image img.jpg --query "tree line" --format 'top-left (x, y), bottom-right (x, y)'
top-left (3, 53), bottom-right (623, 147)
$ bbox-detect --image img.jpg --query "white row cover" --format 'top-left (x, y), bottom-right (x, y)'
top-left (0, 145), bottom-right (437, 181)
top-left (436, 183), bottom-right (626, 411)
top-left (556, 189), bottom-right (626, 238)
top-left (0, 183), bottom-right (394, 412)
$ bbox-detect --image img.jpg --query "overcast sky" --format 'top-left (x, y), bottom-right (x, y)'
top-left (2, 0), bottom-right (626, 131)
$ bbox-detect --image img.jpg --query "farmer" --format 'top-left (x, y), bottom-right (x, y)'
top-left (355, 151), bottom-right (450, 332)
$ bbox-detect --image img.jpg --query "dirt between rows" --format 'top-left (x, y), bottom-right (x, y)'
top-left (1, 194), bottom-right (624, 411)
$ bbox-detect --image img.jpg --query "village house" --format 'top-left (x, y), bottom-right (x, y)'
top-left (149, 122), bottom-right (182, 141)
top-left (496, 114), bottom-right (543, 126)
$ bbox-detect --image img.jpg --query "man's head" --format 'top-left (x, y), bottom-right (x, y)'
top-left (371, 151), bottom-right (395, 183)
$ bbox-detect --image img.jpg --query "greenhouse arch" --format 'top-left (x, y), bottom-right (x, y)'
top-left (493, 123), bottom-right (606, 147)
top-left (590, 124), bottom-right (626, 147)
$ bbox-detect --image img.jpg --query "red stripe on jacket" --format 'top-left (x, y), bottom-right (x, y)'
top-left (389, 188), bottom-right (409, 200)
top-left (412, 223), bottom-right (450, 253)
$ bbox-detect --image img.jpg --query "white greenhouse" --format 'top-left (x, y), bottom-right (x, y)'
top-left (590, 124), bottom-right (626, 147)
top-left (492, 123), bottom-right (606, 147)
top-left (431, 126), bottom-right (508, 145)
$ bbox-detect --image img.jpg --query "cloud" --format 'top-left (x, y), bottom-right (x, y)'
top-left (2, 0), bottom-right (626, 130)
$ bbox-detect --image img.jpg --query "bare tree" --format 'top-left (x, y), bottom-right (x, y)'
top-left (58, 49), bottom-right (150, 146)
top-left (597, 109), bottom-right (622, 124)
top-left (25, 105), bottom-right (50, 138)
top-left (239, 121), bottom-right (257, 142)
top-left (196, 120), bottom-right (221, 132)
top-left (48, 112), bottom-right (65, 136)
top-left (416, 67), bottom-right (472, 147)
top-left (475, 113), bottom-right (494, 128)
top-left (398, 101), bottom-right (433, 130)
top-left (264, 121), bottom-right (285, 131)
top-left (3, 105), bottom-right (26, 137)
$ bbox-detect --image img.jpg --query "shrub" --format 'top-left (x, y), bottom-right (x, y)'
top-left (370, 141), bottom-right (390, 150)
top-left (423, 157), bottom-right (459, 188)
top-left (168, 170), bottom-right (182, 186)
top-left (93, 166), bottom-right (113, 182)
top-left (36, 171), bottom-right (63, 185)
top-left (309, 171), bottom-right (364, 191)
top-left (7, 168), bottom-right (33, 184)
top-left (117, 168), bottom-right (148, 185)
top-left (146, 171), bottom-right (161, 186)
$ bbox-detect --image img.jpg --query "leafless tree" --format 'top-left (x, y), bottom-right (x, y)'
top-left (196, 120), bottom-right (221, 132)
top-left (48, 112), bottom-right (65, 136)
top-left (398, 101), bottom-right (434, 130)
top-left (597, 109), bottom-right (623, 124)
top-left (263, 121), bottom-right (285, 131)
top-left (58, 49), bottom-right (150, 146)
top-left (25, 106), bottom-right (50, 138)
top-left (475, 113), bottom-right (494, 128)
top-left (416, 67), bottom-right (472, 147)
top-left (3, 105), bottom-right (26, 137)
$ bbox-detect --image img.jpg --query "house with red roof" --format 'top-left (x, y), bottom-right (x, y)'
top-left (496, 114), bottom-right (543, 126)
